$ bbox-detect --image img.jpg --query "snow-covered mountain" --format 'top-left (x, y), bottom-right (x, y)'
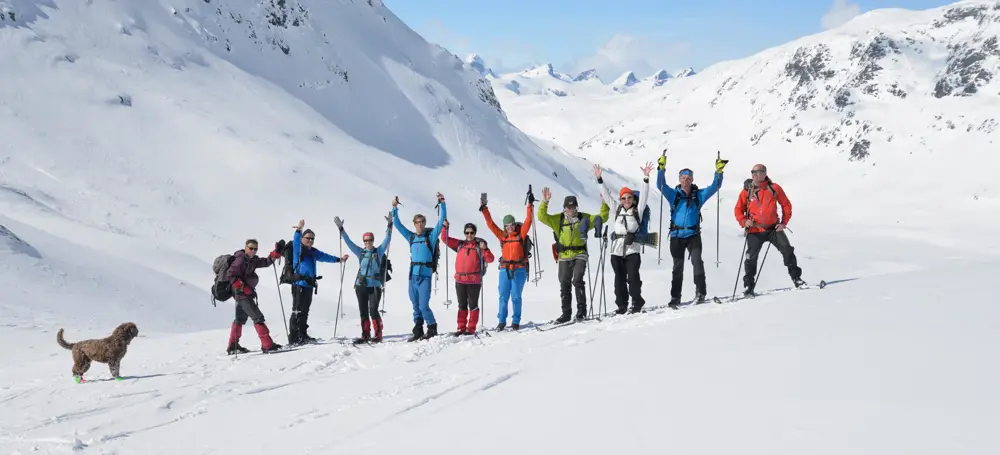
top-left (496, 0), bottom-right (1000, 236)
top-left (464, 53), bottom-right (498, 78)
top-left (0, 0), bottom-right (598, 335)
top-left (487, 62), bottom-right (696, 97)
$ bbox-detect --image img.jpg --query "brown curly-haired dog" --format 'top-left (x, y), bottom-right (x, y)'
top-left (57, 322), bottom-right (138, 381)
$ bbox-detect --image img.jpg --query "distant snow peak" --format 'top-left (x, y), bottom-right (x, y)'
top-left (648, 69), bottom-right (672, 86)
top-left (573, 69), bottom-right (601, 82)
top-left (612, 71), bottom-right (639, 87)
top-left (673, 67), bottom-right (696, 78)
top-left (521, 63), bottom-right (573, 81)
top-left (465, 53), bottom-right (497, 78)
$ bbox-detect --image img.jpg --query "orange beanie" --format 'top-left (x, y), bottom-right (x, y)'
top-left (619, 187), bottom-right (633, 199)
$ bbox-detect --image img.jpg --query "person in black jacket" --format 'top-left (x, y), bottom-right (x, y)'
top-left (226, 239), bottom-right (284, 354)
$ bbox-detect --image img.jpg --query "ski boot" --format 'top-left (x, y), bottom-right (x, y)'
top-left (261, 342), bottom-right (284, 353)
top-left (421, 324), bottom-right (438, 340)
top-left (511, 324), bottom-right (520, 331)
top-left (226, 342), bottom-right (250, 355)
top-left (793, 277), bottom-right (806, 288)
top-left (668, 297), bottom-right (681, 309)
top-left (554, 313), bottom-right (571, 324)
top-left (495, 322), bottom-right (506, 331)
top-left (407, 320), bottom-right (425, 342)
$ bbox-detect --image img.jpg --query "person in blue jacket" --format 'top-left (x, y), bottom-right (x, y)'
top-left (656, 154), bottom-right (726, 307)
top-left (392, 192), bottom-right (446, 341)
top-left (288, 219), bottom-right (349, 345)
top-left (335, 213), bottom-right (392, 344)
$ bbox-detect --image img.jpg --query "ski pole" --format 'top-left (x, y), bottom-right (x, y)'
top-left (334, 229), bottom-right (346, 338)
top-left (525, 185), bottom-right (542, 285)
top-left (272, 263), bottom-right (290, 342)
top-left (753, 229), bottom-right (775, 288)
top-left (657, 149), bottom-right (666, 265)
top-left (599, 225), bottom-right (609, 317)
top-left (443, 218), bottom-right (452, 308)
top-left (716, 151), bottom-right (721, 268)
top-left (729, 229), bottom-right (750, 302)
top-left (380, 211), bottom-right (393, 315)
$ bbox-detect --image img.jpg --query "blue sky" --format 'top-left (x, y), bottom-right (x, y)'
top-left (384, 0), bottom-right (950, 79)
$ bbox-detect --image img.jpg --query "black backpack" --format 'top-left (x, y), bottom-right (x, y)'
top-left (409, 231), bottom-right (440, 274)
top-left (278, 240), bottom-right (299, 284)
top-left (210, 251), bottom-right (238, 305)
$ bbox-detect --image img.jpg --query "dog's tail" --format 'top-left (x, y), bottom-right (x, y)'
top-left (56, 328), bottom-right (75, 350)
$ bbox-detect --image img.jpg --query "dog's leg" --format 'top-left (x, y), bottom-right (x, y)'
top-left (73, 350), bottom-right (91, 382)
top-left (109, 359), bottom-right (121, 379)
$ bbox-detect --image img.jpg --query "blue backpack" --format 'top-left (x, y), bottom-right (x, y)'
top-left (617, 190), bottom-right (651, 235)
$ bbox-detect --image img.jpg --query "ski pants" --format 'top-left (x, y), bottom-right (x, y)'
top-left (610, 253), bottom-right (644, 312)
top-left (498, 267), bottom-right (527, 325)
top-left (557, 257), bottom-right (587, 317)
top-left (408, 275), bottom-right (436, 326)
top-left (234, 295), bottom-right (266, 325)
top-left (669, 234), bottom-right (706, 299)
top-left (288, 284), bottom-right (314, 342)
top-left (355, 285), bottom-right (382, 322)
top-left (456, 283), bottom-right (482, 311)
top-left (743, 230), bottom-right (802, 290)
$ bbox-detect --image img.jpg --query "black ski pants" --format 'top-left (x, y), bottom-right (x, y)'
top-left (743, 230), bottom-right (802, 290)
top-left (557, 257), bottom-right (587, 317)
top-left (456, 283), bottom-right (482, 311)
top-left (355, 285), bottom-right (382, 322)
top-left (670, 234), bottom-right (706, 299)
top-left (288, 284), bottom-right (314, 342)
top-left (234, 296), bottom-right (266, 325)
top-left (610, 253), bottom-right (644, 312)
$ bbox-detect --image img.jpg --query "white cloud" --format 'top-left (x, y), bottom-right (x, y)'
top-left (567, 34), bottom-right (690, 81)
top-left (821, 0), bottom-right (862, 30)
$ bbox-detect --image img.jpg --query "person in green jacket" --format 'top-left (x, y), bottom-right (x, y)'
top-left (537, 187), bottom-right (610, 323)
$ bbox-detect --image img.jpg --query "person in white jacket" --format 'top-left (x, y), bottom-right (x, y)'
top-left (594, 162), bottom-right (655, 314)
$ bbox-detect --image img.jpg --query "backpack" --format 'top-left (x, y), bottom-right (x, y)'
top-left (278, 240), bottom-right (299, 284)
top-left (456, 238), bottom-right (489, 277)
top-left (409, 231), bottom-right (440, 274)
top-left (500, 222), bottom-right (533, 272)
top-left (553, 213), bottom-right (589, 255)
top-left (210, 251), bottom-right (238, 304)
top-left (669, 184), bottom-right (702, 232)
top-left (356, 248), bottom-right (393, 284)
top-left (615, 191), bottom-right (652, 234)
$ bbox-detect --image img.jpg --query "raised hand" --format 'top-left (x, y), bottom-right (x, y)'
top-left (443, 219), bottom-right (450, 230)
top-left (340, 254), bottom-right (350, 262)
top-left (333, 216), bottom-right (344, 231)
top-left (295, 219), bottom-right (305, 230)
top-left (715, 157), bottom-right (729, 173)
top-left (641, 161), bottom-right (654, 177)
top-left (391, 196), bottom-right (399, 208)
top-left (436, 192), bottom-right (445, 203)
top-left (592, 164), bottom-right (603, 180)
top-left (657, 153), bottom-right (666, 171)
top-left (479, 192), bottom-right (487, 211)
top-left (542, 187), bottom-right (551, 202)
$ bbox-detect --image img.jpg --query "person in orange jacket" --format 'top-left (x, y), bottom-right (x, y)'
top-left (734, 164), bottom-right (805, 296)
top-left (480, 192), bottom-right (534, 331)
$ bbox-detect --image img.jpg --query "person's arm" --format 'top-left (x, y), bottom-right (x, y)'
top-left (774, 184), bottom-right (793, 226)
top-left (656, 168), bottom-right (677, 204)
top-left (597, 176), bottom-right (619, 213)
top-left (377, 223), bottom-right (391, 257)
top-left (342, 231), bottom-right (363, 257)
top-left (519, 202), bottom-right (533, 238)
top-left (292, 229), bottom-right (303, 269)
top-left (430, 202), bottom-right (447, 246)
top-left (392, 206), bottom-right (414, 240)
top-left (536, 200), bottom-right (559, 230)
top-left (734, 189), bottom-right (750, 227)
top-left (700, 170), bottom-right (724, 202)
top-left (312, 248), bottom-right (342, 263)
top-left (638, 174), bottom-right (650, 215)
top-left (481, 242), bottom-right (496, 263)
top-left (481, 206), bottom-right (503, 240)
top-left (441, 226), bottom-right (460, 251)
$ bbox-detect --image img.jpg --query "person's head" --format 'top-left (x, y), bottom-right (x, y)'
top-left (362, 232), bottom-right (375, 249)
top-left (619, 187), bottom-right (634, 209)
top-left (751, 163), bottom-right (767, 185)
top-left (302, 229), bottom-right (315, 249)
top-left (463, 223), bottom-right (477, 241)
top-left (503, 214), bottom-right (516, 233)
top-left (412, 214), bottom-right (427, 234)
top-left (563, 195), bottom-right (579, 217)
top-left (244, 239), bottom-right (259, 256)
top-left (678, 168), bottom-right (694, 189)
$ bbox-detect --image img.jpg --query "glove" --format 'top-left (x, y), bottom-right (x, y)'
top-left (657, 155), bottom-right (666, 171)
top-left (268, 249), bottom-right (281, 260)
top-left (716, 158), bottom-right (729, 173)
top-left (527, 191), bottom-right (535, 206)
top-left (274, 239), bottom-right (286, 253)
top-left (232, 279), bottom-right (252, 296)
top-left (333, 216), bottom-right (344, 231)
top-left (479, 192), bottom-right (487, 211)
top-left (385, 214), bottom-right (392, 228)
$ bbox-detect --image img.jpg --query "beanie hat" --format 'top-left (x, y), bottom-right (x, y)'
top-left (362, 232), bottom-right (374, 241)
top-left (619, 187), bottom-right (633, 199)
top-left (563, 195), bottom-right (578, 208)
top-left (502, 214), bottom-right (516, 226)
top-left (463, 222), bottom-right (477, 233)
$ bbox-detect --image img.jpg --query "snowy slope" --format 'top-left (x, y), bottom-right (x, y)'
top-left (0, 0), bottom-right (599, 339)
top-left (496, 0), bottom-right (1000, 247)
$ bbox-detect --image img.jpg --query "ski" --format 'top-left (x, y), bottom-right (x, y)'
top-left (713, 280), bottom-right (827, 304)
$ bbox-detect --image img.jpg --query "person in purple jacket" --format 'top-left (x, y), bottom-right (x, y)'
top-left (226, 239), bottom-right (284, 354)
top-left (288, 219), bottom-right (349, 345)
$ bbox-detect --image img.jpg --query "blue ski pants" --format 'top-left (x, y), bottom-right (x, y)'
top-left (497, 267), bottom-right (527, 325)
top-left (409, 275), bottom-right (436, 326)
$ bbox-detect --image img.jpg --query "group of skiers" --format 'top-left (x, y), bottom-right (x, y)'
top-left (217, 153), bottom-right (808, 354)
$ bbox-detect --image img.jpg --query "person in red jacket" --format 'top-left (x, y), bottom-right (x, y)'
top-left (441, 220), bottom-right (495, 335)
top-left (734, 164), bottom-right (805, 296)
top-left (226, 239), bottom-right (284, 354)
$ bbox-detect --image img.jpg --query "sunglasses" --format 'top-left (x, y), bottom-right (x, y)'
top-left (621, 195), bottom-right (633, 201)
top-left (464, 231), bottom-right (475, 235)
top-left (751, 170), bottom-right (766, 174)
top-left (363, 238), bottom-right (374, 242)
top-left (248, 247), bottom-right (258, 251)
top-left (303, 236), bottom-right (315, 241)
